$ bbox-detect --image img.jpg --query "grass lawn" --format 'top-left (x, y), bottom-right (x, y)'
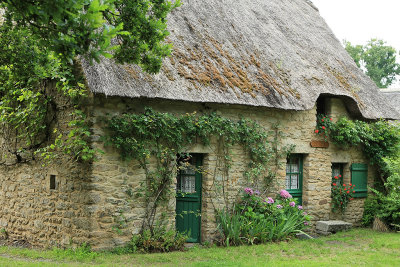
top-left (0, 228), bottom-right (399, 266)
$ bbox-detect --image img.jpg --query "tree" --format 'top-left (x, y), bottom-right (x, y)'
top-left (0, 0), bottom-right (180, 163)
top-left (0, 0), bottom-right (180, 73)
top-left (344, 39), bottom-right (400, 88)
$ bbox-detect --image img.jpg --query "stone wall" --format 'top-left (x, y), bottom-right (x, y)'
top-left (0, 94), bottom-right (374, 249)
top-left (0, 163), bottom-right (92, 247)
top-left (87, 95), bottom-right (373, 248)
top-left (0, 89), bottom-right (94, 248)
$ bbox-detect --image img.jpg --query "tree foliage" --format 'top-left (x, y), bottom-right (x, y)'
top-left (344, 39), bottom-right (400, 88)
top-left (0, 0), bottom-right (180, 72)
top-left (0, 0), bottom-right (179, 163)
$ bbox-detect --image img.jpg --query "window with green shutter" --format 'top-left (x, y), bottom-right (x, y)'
top-left (351, 163), bottom-right (368, 198)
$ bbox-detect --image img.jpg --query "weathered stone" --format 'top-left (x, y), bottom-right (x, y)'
top-left (319, 199), bottom-right (328, 205)
top-left (316, 220), bottom-right (352, 235)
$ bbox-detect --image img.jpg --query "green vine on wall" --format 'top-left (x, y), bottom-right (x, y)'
top-left (316, 115), bottom-right (400, 217)
top-left (316, 116), bottom-right (400, 172)
top-left (104, 108), bottom-right (287, 233)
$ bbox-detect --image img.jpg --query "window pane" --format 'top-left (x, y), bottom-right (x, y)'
top-left (332, 167), bottom-right (340, 177)
top-left (183, 166), bottom-right (196, 175)
top-left (290, 174), bottom-right (299, 189)
top-left (291, 163), bottom-right (299, 173)
top-left (286, 175), bottom-right (291, 189)
top-left (180, 176), bottom-right (196, 193)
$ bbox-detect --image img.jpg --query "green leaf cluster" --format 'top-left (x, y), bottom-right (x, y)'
top-left (0, 23), bottom-right (94, 163)
top-left (1, 0), bottom-right (180, 71)
top-left (328, 117), bottom-right (400, 168)
top-left (344, 39), bottom-right (400, 88)
top-left (331, 181), bottom-right (355, 214)
top-left (217, 189), bottom-right (310, 246)
top-left (126, 224), bottom-right (187, 253)
top-left (105, 108), bottom-right (273, 170)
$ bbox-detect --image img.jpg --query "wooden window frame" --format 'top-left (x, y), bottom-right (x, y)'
top-left (286, 154), bottom-right (303, 202)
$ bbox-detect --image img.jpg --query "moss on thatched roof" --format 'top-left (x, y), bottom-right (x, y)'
top-left (81, 0), bottom-right (399, 120)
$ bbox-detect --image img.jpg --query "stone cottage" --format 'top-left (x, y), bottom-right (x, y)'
top-left (0, 0), bottom-right (399, 249)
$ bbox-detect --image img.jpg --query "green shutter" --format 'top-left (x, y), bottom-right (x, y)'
top-left (351, 163), bottom-right (368, 198)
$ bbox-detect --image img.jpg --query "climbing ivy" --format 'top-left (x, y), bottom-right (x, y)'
top-left (316, 115), bottom-right (400, 225)
top-left (104, 108), bottom-right (290, 233)
top-left (316, 116), bottom-right (400, 170)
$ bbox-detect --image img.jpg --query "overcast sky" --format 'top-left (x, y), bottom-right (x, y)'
top-left (311, 0), bottom-right (400, 87)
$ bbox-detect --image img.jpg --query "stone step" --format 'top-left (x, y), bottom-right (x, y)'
top-left (316, 220), bottom-right (352, 235)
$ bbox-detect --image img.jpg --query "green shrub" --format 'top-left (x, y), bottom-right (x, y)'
top-left (126, 224), bottom-right (187, 253)
top-left (362, 196), bottom-right (379, 226)
top-left (362, 154), bottom-right (400, 228)
top-left (217, 188), bottom-right (310, 246)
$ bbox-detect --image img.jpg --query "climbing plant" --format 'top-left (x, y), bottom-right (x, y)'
top-left (104, 108), bottom-right (290, 233)
top-left (315, 115), bottom-right (400, 225)
top-left (316, 116), bottom-right (400, 170)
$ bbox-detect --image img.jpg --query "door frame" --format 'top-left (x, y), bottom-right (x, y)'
top-left (175, 153), bottom-right (203, 243)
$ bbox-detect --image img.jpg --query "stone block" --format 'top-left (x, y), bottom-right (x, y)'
top-left (316, 220), bottom-right (352, 235)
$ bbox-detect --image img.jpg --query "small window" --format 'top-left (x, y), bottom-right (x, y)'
top-left (50, 175), bottom-right (56, 190)
top-left (286, 155), bottom-right (303, 204)
top-left (331, 163), bottom-right (344, 184)
top-left (176, 154), bottom-right (201, 194)
top-left (351, 163), bottom-right (368, 197)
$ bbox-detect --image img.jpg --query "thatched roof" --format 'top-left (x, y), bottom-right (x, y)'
top-left (380, 89), bottom-right (400, 116)
top-left (81, 0), bottom-right (400, 120)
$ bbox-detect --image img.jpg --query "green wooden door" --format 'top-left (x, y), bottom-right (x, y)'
top-left (176, 154), bottom-right (202, 243)
top-left (286, 155), bottom-right (303, 204)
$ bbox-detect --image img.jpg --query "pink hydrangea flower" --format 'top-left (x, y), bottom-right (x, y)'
top-left (304, 221), bottom-right (309, 226)
top-left (289, 201), bottom-right (295, 207)
top-left (279, 189), bottom-right (292, 199)
top-left (244, 187), bottom-right (254, 195)
top-left (267, 197), bottom-right (274, 204)
top-left (298, 205), bottom-right (303, 210)
top-left (276, 204), bottom-right (283, 209)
